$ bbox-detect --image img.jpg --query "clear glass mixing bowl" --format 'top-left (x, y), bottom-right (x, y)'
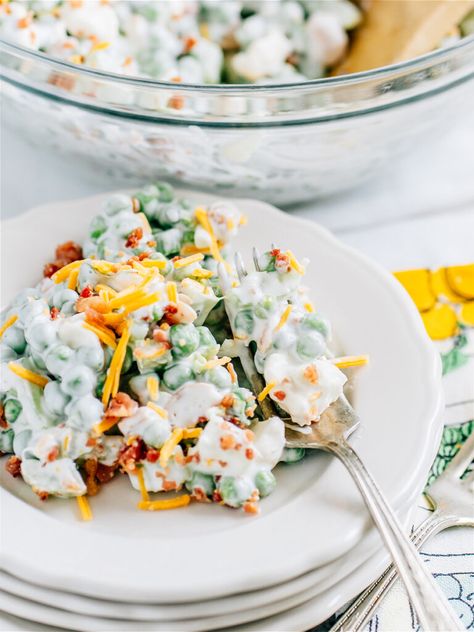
top-left (1, 36), bottom-right (473, 205)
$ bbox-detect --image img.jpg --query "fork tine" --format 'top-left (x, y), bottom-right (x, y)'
top-left (234, 252), bottom-right (248, 281)
top-left (252, 247), bottom-right (261, 271)
top-left (217, 262), bottom-right (231, 292)
top-left (443, 431), bottom-right (474, 478)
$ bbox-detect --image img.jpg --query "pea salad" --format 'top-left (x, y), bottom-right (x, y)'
top-left (0, 182), bottom-right (367, 518)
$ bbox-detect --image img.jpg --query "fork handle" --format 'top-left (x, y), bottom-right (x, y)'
top-left (331, 440), bottom-right (464, 632)
top-left (330, 513), bottom-right (455, 631)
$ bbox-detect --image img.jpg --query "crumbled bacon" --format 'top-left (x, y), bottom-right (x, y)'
top-left (220, 394), bottom-right (234, 409)
top-left (245, 448), bottom-right (254, 460)
top-left (162, 480), bottom-right (178, 491)
top-left (243, 501), bottom-right (259, 515)
top-left (43, 240), bottom-right (83, 278)
top-left (80, 286), bottom-right (93, 298)
top-left (6, 456), bottom-right (22, 478)
top-left (163, 304), bottom-right (179, 325)
top-left (0, 404), bottom-right (7, 429)
top-left (50, 306), bottom-right (60, 320)
top-left (152, 328), bottom-right (170, 346)
top-left (125, 227), bottom-right (143, 249)
top-left (95, 463), bottom-right (117, 485)
top-left (192, 487), bottom-right (210, 503)
top-left (35, 490), bottom-right (49, 502)
top-left (183, 36), bottom-right (197, 53)
top-left (270, 248), bottom-right (281, 258)
top-left (118, 438), bottom-right (147, 473)
top-left (146, 448), bottom-right (159, 463)
top-left (220, 434), bottom-right (236, 450)
top-left (83, 458), bottom-right (117, 495)
top-left (76, 295), bottom-right (108, 314)
top-left (274, 390), bottom-right (286, 401)
top-left (303, 365), bottom-right (319, 384)
top-left (212, 490), bottom-right (223, 503)
top-left (46, 446), bottom-right (60, 463)
top-left (106, 393), bottom-right (138, 418)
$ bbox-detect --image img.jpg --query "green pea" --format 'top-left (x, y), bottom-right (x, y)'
top-left (234, 309), bottom-right (254, 337)
top-left (0, 430), bottom-right (14, 453)
top-left (43, 381), bottom-right (70, 417)
top-left (296, 332), bottom-right (325, 360)
top-left (155, 182), bottom-right (174, 202)
top-left (186, 472), bottom-right (215, 497)
top-left (203, 366), bottom-right (232, 390)
top-left (219, 476), bottom-right (253, 508)
top-left (197, 327), bottom-right (219, 358)
top-left (4, 399), bottom-right (22, 423)
top-left (89, 215), bottom-right (107, 240)
top-left (170, 324), bottom-right (200, 359)
top-left (2, 327), bottom-right (26, 354)
top-left (255, 470), bottom-right (276, 497)
top-left (280, 447), bottom-right (306, 463)
top-left (61, 366), bottom-right (96, 397)
top-left (95, 373), bottom-right (106, 399)
top-left (302, 314), bottom-right (329, 338)
top-left (154, 228), bottom-right (183, 256)
top-left (103, 194), bottom-right (133, 216)
top-left (45, 344), bottom-right (75, 375)
top-left (162, 364), bottom-right (194, 391)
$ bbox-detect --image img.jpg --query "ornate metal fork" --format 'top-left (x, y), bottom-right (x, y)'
top-left (218, 251), bottom-right (463, 632)
top-left (331, 430), bottom-right (474, 632)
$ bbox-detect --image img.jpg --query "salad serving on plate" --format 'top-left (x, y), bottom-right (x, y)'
top-left (0, 182), bottom-right (367, 518)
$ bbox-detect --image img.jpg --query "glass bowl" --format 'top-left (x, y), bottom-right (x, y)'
top-left (1, 36), bottom-right (473, 205)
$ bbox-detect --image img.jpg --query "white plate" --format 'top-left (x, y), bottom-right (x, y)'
top-left (0, 191), bottom-right (443, 603)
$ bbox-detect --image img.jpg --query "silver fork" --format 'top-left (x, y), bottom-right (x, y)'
top-left (331, 431), bottom-right (474, 632)
top-left (219, 250), bottom-right (463, 632)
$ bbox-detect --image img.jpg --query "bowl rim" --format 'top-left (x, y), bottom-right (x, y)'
top-left (1, 33), bottom-right (474, 92)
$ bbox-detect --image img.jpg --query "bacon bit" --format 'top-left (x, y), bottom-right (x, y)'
top-left (96, 463), bottom-right (117, 484)
top-left (125, 227), bottom-right (143, 249)
top-left (147, 240), bottom-right (157, 248)
top-left (192, 487), bottom-right (210, 502)
top-left (220, 434), bottom-right (236, 450)
top-left (17, 13), bottom-right (32, 28)
top-left (274, 390), bottom-right (286, 401)
top-left (6, 456), bottom-right (22, 478)
top-left (197, 416), bottom-right (208, 426)
top-left (212, 490), bottom-right (223, 503)
top-left (86, 437), bottom-right (97, 448)
top-left (218, 460), bottom-right (228, 468)
top-left (270, 248), bottom-right (281, 257)
top-left (80, 286), bottom-right (93, 298)
top-left (226, 362), bottom-right (237, 384)
top-left (152, 328), bottom-right (170, 345)
top-left (162, 480), bottom-right (178, 492)
top-left (243, 501), bottom-right (259, 515)
top-left (76, 295), bottom-right (108, 314)
top-left (44, 241), bottom-right (83, 278)
top-left (146, 448), bottom-right (159, 463)
top-left (35, 490), bottom-right (49, 501)
top-left (118, 438), bottom-right (147, 473)
top-left (46, 446), bottom-right (60, 463)
top-left (220, 394), bottom-right (234, 409)
top-left (245, 448), bottom-right (254, 460)
top-left (50, 306), bottom-right (60, 320)
top-left (244, 429), bottom-right (254, 442)
top-left (84, 458), bottom-right (100, 496)
top-left (106, 392), bottom-right (138, 418)
top-left (168, 95), bottom-right (184, 110)
top-left (183, 36), bottom-right (197, 53)
top-left (303, 365), bottom-right (319, 384)
top-left (163, 303), bottom-right (179, 324)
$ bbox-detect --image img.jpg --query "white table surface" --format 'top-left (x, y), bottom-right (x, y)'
top-left (2, 119), bottom-right (474, 271)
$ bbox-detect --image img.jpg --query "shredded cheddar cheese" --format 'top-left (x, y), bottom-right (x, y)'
top-left (194, 207), bottom-right (223, 263)
top-left (304, 302), bottom-right (314, 313)
top-left (159, 428), bottom-right (183, 468)
top-left (90, 40), bottom-right (110, 53)
top-left (191, 268), bottom-right (213, 279)
top-left (83, 322), bottom-right (117, 349)
top-left (101, 319), bottom-right (131, 406)
top-left (226, 362), bottom-right (237, 384)
top-left (257, 381), bottom-right (276, 402)
top-left (333, 355), bottom-right (369, 369)
top-left (138, 495), bottom-right (191, 511)
top-left (174, 253), bottom-right (204, 268)
top-left (140, 259), bottom-right (167, 270)
top-left (182, 428), bottom-right (202, 440)
top-left (67, 267), bottom-right (80, 290)
top-left (286, 250), bottom-right (305, 274)
top-left (203, 356), bottom-right (231, 370)
top-left (146, 376), bottom-right (159, 401)
top-left (147, 401), bottom-right (168, 418)
top-left (51, 260), bottom-right (84, 284)
top-left (8, 362), bottom-right (49, 388)
top-left (166, 282), bottom-right (178, 303)
top-left (135, 467), bottom-right (149, 502)
top-left (93, 416), bottom-right (118, 436)
top-left (123, 291), bottom-right (161, 315)
top-left (0, 314), bottom-right (18, 339)
top-left (76, 495), bottom-right (93, 521)
top-left (275, 304), bottom-right (292, 331)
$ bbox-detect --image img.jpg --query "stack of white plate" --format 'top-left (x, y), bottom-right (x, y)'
top-left (0, 194), bottom-right (444, 632)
